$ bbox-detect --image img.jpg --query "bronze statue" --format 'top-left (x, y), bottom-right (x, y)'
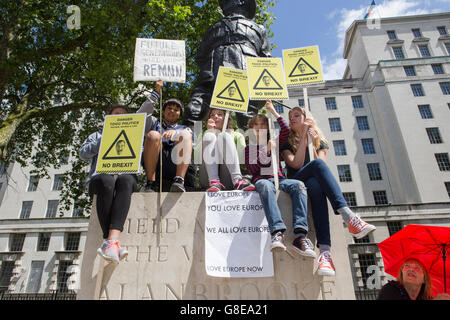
top-left (184, 0), bottom-right (271, 128)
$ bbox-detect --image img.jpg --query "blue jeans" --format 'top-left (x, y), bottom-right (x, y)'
top-left (292, 159), bottom-right (348, 246)
top-left (254, 178), bottom-right (308, 235)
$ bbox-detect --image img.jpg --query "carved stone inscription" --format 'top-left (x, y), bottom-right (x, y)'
top-left (77, 193), bottom-right (354, 300)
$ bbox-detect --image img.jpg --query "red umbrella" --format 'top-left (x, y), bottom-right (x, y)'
top-left (378, 224), bottom-right (450, 296)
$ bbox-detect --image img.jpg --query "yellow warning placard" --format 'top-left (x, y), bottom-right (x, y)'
top-left (95, 113), bottom-right (146, 174)
top-left (211, 67), bottom-right (249, 113)
top-left (247, 57), bottom-right (289, 100)
top-left (283, 45), bottom-right (324, 86)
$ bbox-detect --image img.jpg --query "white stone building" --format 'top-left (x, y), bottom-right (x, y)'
top-left (0, 162), bottom-right (88, 297)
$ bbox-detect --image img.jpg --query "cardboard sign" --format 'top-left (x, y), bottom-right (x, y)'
top-left (133, 38), bottom-right (186, 83)
top-left (283, 46), bottom-right (324, 86)
top-left (211, 67), bottom-right (250, 114)
top-left (95, 113), bottom-right (146, 174)
top-left (205, 191), bottom-right (274, 278)
top-left (247, 57), bottom-right (289, 100)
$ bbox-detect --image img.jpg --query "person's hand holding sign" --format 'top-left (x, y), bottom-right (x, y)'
top-left (265, 99), bottom-right (280, 119)
top-left (162, 129), bottom-right (177, 141)
top-left (206, 118), bottom-right (216, 130)
top-left (155, 79), bottom-right (163, 94)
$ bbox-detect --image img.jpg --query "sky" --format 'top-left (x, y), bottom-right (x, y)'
top-left (269, 0), bottom-right (450, 80)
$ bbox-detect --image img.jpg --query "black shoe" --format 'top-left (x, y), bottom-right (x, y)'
top-left (142, 180), bottom-right (156, 192)
top-left (170, 177), bottom-right (186, 192)
top-left (292, 236), bottom-right (317, 258)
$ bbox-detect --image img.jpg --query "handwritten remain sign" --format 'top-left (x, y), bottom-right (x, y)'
top-left (205, 191), bottom-right (274, 278)
top-left (133, 38), bottom-right (186, 83)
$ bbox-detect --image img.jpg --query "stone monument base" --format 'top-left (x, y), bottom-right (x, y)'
top-left (77, 192), bottom-right (355, 300)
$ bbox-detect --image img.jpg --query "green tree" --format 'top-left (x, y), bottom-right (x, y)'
top-left (0, 0), bottom-right (275, 215)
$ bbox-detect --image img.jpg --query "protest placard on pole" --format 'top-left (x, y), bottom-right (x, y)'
top-left (95, 113), bottom-right (146, 175)
top-left (210, 66), bottom-right (250, 131)
top-left (133, 38), bottom-right (186, 237)
top-left (205, 191), bottom-right (274, 278)
top-left (133, 38), bottom-right (186, 83)
top-left (247, 57), bottom-right (289, 101)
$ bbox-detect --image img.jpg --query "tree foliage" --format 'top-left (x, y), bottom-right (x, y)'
top-left (0, 0), bottom-right (276, 215)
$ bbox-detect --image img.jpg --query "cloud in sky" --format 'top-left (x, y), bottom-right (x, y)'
top-left (322, 0), bottom-right (438, 80)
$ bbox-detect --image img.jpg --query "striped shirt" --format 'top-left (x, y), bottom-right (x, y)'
top-left (245, 116), bottom-right (290, 183)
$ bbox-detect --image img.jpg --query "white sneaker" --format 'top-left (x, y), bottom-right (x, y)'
top-left (270, 231), bottom-right (287, 252)
top-left (317, 250), bottom-right (336, 276)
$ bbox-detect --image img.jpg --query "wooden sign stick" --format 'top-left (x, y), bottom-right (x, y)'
top-left (303, 87), bottom-right (315, 162)
top-left (268, 113), bottom-right (279, 190)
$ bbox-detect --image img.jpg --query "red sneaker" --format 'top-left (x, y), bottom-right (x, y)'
top-left (348, 215), bottom-right (376, 239)
top-left (233, 179), bottom-right (255, 191)
top-left (207, 180), bottom-right (226, 192)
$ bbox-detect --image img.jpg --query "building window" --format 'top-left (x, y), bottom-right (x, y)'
top-left (37, 233), bottom-right (51, 251)
top-left (361, 138), bottom-right (376, 154)
top-left (325, 97), bottom-right (337, 110)
top-left (418, 105), bottom-right (433, 119)
top-left (356, 116), bottom-right (370, 130)
top-left (52, 174), bottom-right (64, 191)
top-left (352, 96), bottom-right (364, 109)
top-left (328, 118), bottom-right (342, 132)
top-left (411, 84), bottom-right (425, 96)
top-left (404, 66), bottom-right (416, 76)
top-left (437, 26), bottom-right (447, 36)
top-left (373, 190), bottom-right (388, 205)
top-left (27, 175), bottom-right (39, 192)
top-left (343, 192), bottom-right (357, 206)
top-left (393, 47), bottom-right (405, 59)
top-left (412, 28), bottom-right (422, 38)
top-left (387, 30), bottom-right (397, 40)
top-left (446, 43), bottom-right (450, 55)
top-left (367, 163), bottom-right (382, 181)
top-left (337, 165), bottom-right (352, 182)
top-left (72, 201), bottom-right (84, 217)
top-left (65, 232), bottom-right (81, 251)
top-left (432, 64), bottom-right (444, 75)
top-left (26, 261), bottom-right (45, 293)
top-left (426, 127), bottom-right (443, 144)
top-left (56, 261), bottom-right (73, 293)
top-left (298, 99), bottom-right (305, 107)
top-left (387, 221), bottom-right (403, 236)
top-left (10, 233), bottom-right (26, 252)
top-left (435, 153), bottom-right (450, 171)
top-left (45, 200), bottom-right (59, 218)
top-left (440, 82), bottom-right (450, 95)
top-left (19, 201), bottom-right (33, 219)
top-left (0, 261), bottom-right (15, 293)
top-left (333, 140), bottom-right (347, 156)
top-left (445, 182), bottom-right (450, 198)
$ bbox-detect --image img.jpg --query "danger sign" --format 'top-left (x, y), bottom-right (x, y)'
top-left (283, 46), bottom-right (324, 86)
top-left (211, 67), bottom-right (250, 114)
top-left (246, 57), bottom-right (289, 100)
top-left (95, 113), bottom-right (146, 174)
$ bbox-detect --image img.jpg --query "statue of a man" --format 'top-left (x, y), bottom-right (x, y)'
top-left (184, 0), bottom-right (271, 128)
